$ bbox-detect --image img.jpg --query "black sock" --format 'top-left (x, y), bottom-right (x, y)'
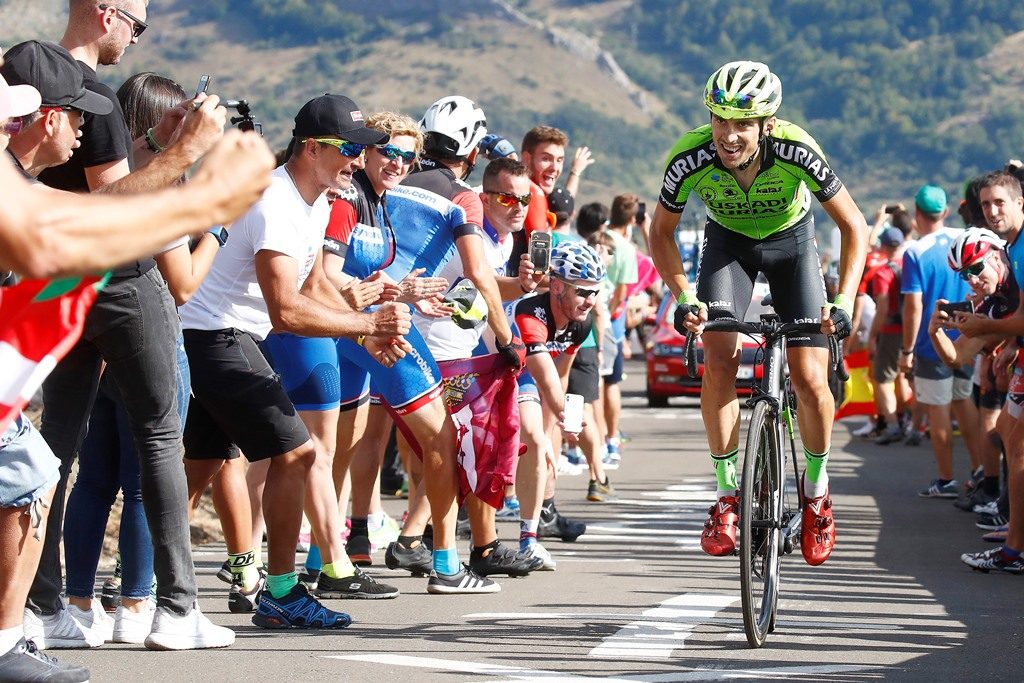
top-left (350, 517), bottom-right (368, 538)
top-left (983, 476), bottom-right (1000, 497)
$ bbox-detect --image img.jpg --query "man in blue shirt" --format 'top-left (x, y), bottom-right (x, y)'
top-left (899, 184), bottom-right (979, 498)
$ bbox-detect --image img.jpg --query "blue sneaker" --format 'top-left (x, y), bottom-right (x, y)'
top-left (251, 583), bottom-right (351, 630)
top-left (495, 495), bottom-right (521, 520)
top-left (918, 479), bottom-right (958, 498)
top-left (564, 445), bottom-right (585, 467)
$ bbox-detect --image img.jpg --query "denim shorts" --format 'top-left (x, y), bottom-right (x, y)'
top-left (0, 413), bottom-right (60, 508)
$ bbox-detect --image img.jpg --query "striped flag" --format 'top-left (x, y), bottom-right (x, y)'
top-left (0, 275), bottom-right (108, 431)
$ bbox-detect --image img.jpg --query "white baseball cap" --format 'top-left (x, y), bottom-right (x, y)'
top-left (0, 72), bottom-right (42, 121)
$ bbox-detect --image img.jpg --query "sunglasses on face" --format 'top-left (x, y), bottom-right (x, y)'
top-left (375, 144), bottom-right (416, 164)
top-left (98, 4), bottom-right (147, 38)
top-left (483, 190), bottom-right (531, 208)
top-left (573, 286), bottom-right (601, 299)
top-left (708, 87), bottom-right (755, 110)
top-left (312, 138), bottom-right (367, 158)
top-left (959, 260), bottom-right (988, 281)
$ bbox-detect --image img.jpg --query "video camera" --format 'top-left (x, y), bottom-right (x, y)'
top-left (195, 75), bottom-right (262, 136)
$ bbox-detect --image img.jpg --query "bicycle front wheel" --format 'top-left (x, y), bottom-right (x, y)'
top-left (739, 400), bottom-right (783, 648)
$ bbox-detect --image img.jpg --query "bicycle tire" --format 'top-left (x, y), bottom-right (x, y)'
top-left (739, 400), bottom-right (783, 648)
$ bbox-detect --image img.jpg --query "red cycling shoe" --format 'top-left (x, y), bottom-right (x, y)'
top-left (701, 495), bottom-right (739, 556)
top-left (801, 488), bottom-right (835, 566)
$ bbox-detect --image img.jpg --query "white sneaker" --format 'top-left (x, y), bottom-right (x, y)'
top-left (144, 603), bottom-right (234, 651)
top-left (522, 542), bottom-right (557, 571)
top-left (112, 601), bottom-right (156, 644)
top-left (22, 606), bottom-right (103, 650)
top-left (851, 421), bottom-right (876, 437)
top-left (67, 601), bottom-right (114, 644)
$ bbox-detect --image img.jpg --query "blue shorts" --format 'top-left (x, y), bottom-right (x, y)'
top-left (0, 413), bottom-right (60, 508)
top-left (263, 325), bottom-right (444, 414)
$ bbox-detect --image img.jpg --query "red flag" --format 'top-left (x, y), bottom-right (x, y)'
top-left (0, 275), bottom-right (107, 431)
top-left (391, 353), bottom-right (522, 509)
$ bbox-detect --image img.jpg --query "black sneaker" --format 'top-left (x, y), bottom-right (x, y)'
top-left (100, 576), bottom-right (121, 613)
top-left (538, 505), bottom-right (586, 542)
top-left (0, 638), bottom-right (90, 682)
top-left (955, 486), bottom-right (996, 512)
top-left (469, 541), bottom-right (540, 577)
top-left (228, 573), bottom-right (265, 614)
top-left (346, 534), bottom-right (373, 566)
top-left (216, 560), bottom-right (233, 584)
top-left (426, 567), bottom-right (500, 594)
top-left (252, 584), bottom-right (351, 629)
top-left (976, 511), bottom-right (1010, 530)
top-left (587, 477), bottom-right (618, 502)
top-left (960, 547), bottom-right (1024, 574)
top-left (384, 541), bottom-right (432, 577)
top-left (297, 568), bottom-right (321, 590)
top-left (315, 568), bottom-right (399, 599)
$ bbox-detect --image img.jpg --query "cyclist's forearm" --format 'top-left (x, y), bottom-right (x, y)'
top-left (649, 206), bottom-right (688, 299)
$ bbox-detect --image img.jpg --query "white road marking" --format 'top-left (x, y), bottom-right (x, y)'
top-left (589, 594), bottom-right (738, 659)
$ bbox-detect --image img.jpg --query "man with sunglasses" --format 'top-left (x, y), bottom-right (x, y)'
top-left (899, 184), bottom-right (980, 500)
top-left (650, 60), bottom-right (868, 567)
top-left (1, 41), bottom-right (112, 179)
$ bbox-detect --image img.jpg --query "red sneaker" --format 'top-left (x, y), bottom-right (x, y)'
top-left (801, 489), bottom-right (835, 566)
top-left (701, 495), bottom-right (739, 556)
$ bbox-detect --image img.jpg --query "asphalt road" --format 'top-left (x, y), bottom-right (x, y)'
top-left (67, 359), bottom-right (1022, 682)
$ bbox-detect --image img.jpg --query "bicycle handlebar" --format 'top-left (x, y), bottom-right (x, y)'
top-left (682, 317), bottom-right (848, 383)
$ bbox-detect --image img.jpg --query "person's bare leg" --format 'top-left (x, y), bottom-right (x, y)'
top-left (466, 493), bottom-right (497, 548)
top-left (350, 406), bottom-right (391, 520)
top-left (926, 403), bottom-right (955, 481)
top-left (185, 459), bottom-right (225, 518)
top-left (516, 400), bottom-right (547, 539)
top-left (297, 409), bottom-right (347, 567)
top-left (397, 434), bottom-right (430, 535)
top-left (210, 458), bottom-right (252, 555)
top-left (262, 443), bottom-right (316, 577)
top-left (245, 458), bottom-right (270, 558)
top-left (400, 399), bottom-right (458, 559)
top-left (952, 397), bottom-right (982, 473)
top-left (580, 404), bottom-right (606, 483)
top-left (1001, 416), bottom-right (1024, 552)
top-left (0, 489), bottom-right (54, 631)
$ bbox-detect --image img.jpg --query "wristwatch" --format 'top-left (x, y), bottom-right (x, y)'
top-left (207, 226), bottom-right (229, 247)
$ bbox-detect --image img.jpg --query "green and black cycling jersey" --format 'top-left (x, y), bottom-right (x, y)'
top-left (658, 119), bottom-right (843, 240)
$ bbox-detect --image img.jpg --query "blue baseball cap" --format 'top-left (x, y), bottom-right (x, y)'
top-left (915, 184), bottom-right (947, 215)
top-left (879, 227), bottom-right (904, 248)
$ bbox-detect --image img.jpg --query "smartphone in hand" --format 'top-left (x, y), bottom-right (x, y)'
top-left (938, 300), bottom-right (974, 316)
top-left (562, 393), bottom-right (584, 434)
top-left (195, 74), bottom-right (211, 98)
top-left (529, 231), bottom-right (552, 275)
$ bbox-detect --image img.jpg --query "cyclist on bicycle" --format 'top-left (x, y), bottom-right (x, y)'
top-left (649, 61), bottom-right (868, 566)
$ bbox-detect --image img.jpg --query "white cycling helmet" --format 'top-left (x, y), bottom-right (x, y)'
top-left (419, 95), bottom-right (487, 158)
top-left (550, 242), bottom-right (605, 283)
top-left (947, 227), bottom-right (1005, 271)
top-left (704, 61), bottom-right (782, 120)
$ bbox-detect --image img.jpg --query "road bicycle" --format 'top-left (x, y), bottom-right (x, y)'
top-left (683, 314), bottom-right (846, 647)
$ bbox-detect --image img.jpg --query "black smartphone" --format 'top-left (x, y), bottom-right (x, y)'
top-left (938, 300), bottom-right (974, 316)
top-left (529, 231), bottom-right (552, 275)
top-left (195, 74), bottom-right (211, 98)
top-left (884, 204), bottom-right (900, 213)
top-left (636, 201), bottom-right (647, 224)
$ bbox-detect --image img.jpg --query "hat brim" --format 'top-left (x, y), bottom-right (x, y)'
top-left (68, 88), bottom-right (113, 116)
top-left (0, 77), bottom-right (42, 119)
top-left (339, 126), bottom-right (388, 146)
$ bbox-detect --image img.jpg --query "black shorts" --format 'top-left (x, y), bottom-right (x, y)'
top-left (697, 215), bottom-right (827, 349)
top-left (567, 347), bottom-right (600, 402)
top-left (183, 328), bottom-right (310, 462)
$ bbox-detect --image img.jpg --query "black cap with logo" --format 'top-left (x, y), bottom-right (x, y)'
top-left (0, 41), bottom-right (112, 115)
top-left (292, 94), bottom-right (388, 145)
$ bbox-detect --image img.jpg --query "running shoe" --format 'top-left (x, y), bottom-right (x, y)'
top-left (384, 541), bottom-right (433, 577)
top-left (426, 567), bottom-right (500, 594)
top-left (982, 526), bottom-right (1009, 544)
top-left (700, 495), bottom-right (739, 556)
top-left (587, 477), bottom-right (618, 502)
top-left (851, 420), bottom-right (879, 438)
top-left (298, 568), bottom-right (321, 590)
top-left (145, 603), bottom-right (235, 650)
top-left (314, 568), bottom-right (399, 599)
top-left (346, 534), bottom-right (373, 566)
top-left (556, 454), bottom-right (586, 476)
top-left (251, 584), bottom-right (352, 630)
top-left (564, 445), bottom-right (585, 467)
top-left (955, 486), bottom-right (997, 512)
top-left (976, 511), bottom-right (1010, 530)
top-left (100, 576), bottom-right (121, 613)
top-left (469, 541), bottom-right (541, 577)
top-left (960, 547), bottom-right (1024, 574)
top-left (918, 479), bottom-right (959, 498)
top-left (495, 495), bottom-right (521, 521)
top-left (368, 514), bottom-right (402, 551)
top-left (538, 504), bottom-right (586, 542)
top-left (67, 601), bottom-right (113, 644)
top-left (112, 600), bottom-right (155, 645)
top-left (874, 424), bottom-right (903, 445)
top-left (904, 430), bottom-right (923, 446)
top-left (801, 489), bottom-right (836, 566)
top-left (23, 605), bottom-right (104, 650)
top-left (520, 542), bottom-right (556, 570)
top-left (215, 560), bottom-right (233, 584)
top-left (973, 499), bottom-right (999, 516)
top-left (228, 573), bottom-right (266, 614)
top-left (0, 638), bottom-right (90, 683)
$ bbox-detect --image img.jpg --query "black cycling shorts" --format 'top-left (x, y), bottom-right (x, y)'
top-left (696, 214), bottom-right (828, 349)
top-left (567, 346), bottom-right (600, 402)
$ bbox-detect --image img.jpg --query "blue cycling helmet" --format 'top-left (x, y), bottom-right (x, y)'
top-left (550, 241), bottom-right (605, 283)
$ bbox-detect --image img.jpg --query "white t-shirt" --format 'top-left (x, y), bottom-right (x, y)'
top-left (179, 166), bottom-right (330, 339)
top-left (414, 226), bottom-right (513, 361)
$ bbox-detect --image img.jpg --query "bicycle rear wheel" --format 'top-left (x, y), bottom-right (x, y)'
top-left (739, 400), bottom-right (783, 648)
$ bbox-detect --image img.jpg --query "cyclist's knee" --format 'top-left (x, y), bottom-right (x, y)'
top-left (703, 349), bottom-right (740, 380)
